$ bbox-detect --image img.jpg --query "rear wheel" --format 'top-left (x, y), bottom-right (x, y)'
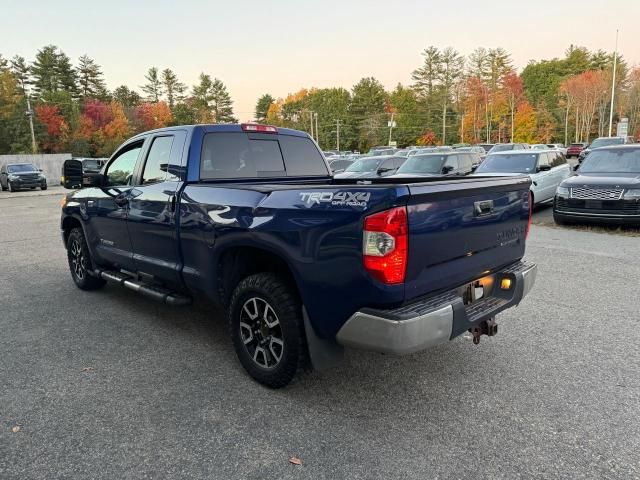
top-left (66, 228), bottom-right (106, 290)
top-left (228, 273), bottom-right (306, 388)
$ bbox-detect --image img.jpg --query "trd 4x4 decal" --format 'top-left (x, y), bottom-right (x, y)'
top-left (299, 191), bottom-right (371, 207)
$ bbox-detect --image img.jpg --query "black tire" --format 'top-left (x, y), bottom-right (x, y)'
top-left (41, 184), bottom-right (47, 190)
top-left (228, 273), bottom-right (306, 388)
top-left (66, 228), bottom-right (106, 291)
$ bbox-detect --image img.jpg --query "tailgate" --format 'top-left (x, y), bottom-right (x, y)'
top-left (404, 176), bottom-right (531, 300)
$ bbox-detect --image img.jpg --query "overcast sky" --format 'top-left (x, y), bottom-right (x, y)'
top-left (3, 0), bottom-right (639, 120)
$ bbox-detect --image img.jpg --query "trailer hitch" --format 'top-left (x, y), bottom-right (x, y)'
top-left (470, 318), bottom-right (498, 345)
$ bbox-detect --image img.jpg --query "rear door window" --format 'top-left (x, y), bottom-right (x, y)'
top-left (444, 155), bottom-right (459, 171)
top-left (141, 136), bottom-right (174, 184)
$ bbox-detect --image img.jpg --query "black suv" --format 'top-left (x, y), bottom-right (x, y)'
top-left (554, 145), bottom-right (640, 225)
top-left (0, 163), bottom-right (47, 192)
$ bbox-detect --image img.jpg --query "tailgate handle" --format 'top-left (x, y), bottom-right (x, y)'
top-left (474, 200), bottom-right (494, 216)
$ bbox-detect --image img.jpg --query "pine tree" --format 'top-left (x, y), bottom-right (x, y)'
top-left (112, 85), bottom-right (141, 108)
top-left (10, 55), bottom-right (30, 93)
top-left (141, 67), bottom-right (163, 102)
top-left (255, 94), bottom-right (275, 122)
top-left (30, 45), bottom-right (59, 97)
top-left (56, 50), bottom-right (78, 97)
top-left (192, 74), bottom-right (235, 123)
top-left (77, 55), bottom-right (107, 99)
top-left (161, 68), bottom-right (186, 110)
top-left (210, 78), bottom-right (235, 123)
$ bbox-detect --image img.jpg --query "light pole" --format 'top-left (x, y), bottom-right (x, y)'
top-left (335, 119), bottom-right (341, 151)
top-left (608, 29), bottom-right (619, 137)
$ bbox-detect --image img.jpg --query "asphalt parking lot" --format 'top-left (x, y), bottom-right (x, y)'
top-left (1, 193), bottom-right (639, 479)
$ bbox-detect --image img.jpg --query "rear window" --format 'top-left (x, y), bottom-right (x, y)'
top-left (278, 135), bottom-right (328, 176)
top-left (200, 132), bottom-right (327, 179)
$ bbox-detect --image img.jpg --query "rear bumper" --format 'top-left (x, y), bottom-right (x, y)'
top-left (336, 261), bottom-right (537, 354)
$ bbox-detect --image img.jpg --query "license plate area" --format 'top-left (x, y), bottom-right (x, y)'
top-left (459, 274), bottom-right (496, 306)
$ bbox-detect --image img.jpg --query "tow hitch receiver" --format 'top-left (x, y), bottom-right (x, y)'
top-left (470, 318), bottom-right (498, 345)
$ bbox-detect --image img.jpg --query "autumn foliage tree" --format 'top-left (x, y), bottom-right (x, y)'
top-left (133, 101), bottom-right (173, 130)
top-left (35, 104), bottom-right (68, 152)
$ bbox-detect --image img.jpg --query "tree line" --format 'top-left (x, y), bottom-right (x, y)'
top-left (0, 45), bottom-right (235, 156)
top-left (1, 44), bottom-right (639, 156)
top-left (257, 45), bottom-right (640, 151)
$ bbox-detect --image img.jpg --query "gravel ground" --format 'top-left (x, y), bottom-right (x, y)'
top-left (0, 194), bottom-right (638, 479)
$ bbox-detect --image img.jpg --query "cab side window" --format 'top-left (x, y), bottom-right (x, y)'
top-left (444, 155), bottom-right (459, 172)
top-left (551, 152), bottom-right (567, 167)
top-left (537, 153), bottom-right (550, 169)
top-left (105, 142), bottom-right (144, 186)
top-left (141, 136), bottom-right (174, 184)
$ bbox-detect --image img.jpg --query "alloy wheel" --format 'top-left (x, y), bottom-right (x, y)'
top-left (70, 239), bottom-right (86, 280)
top-left (239, 297), bottom-right (284, 369)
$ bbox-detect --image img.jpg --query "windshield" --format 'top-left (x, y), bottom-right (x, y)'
top-left (589, 138), bottom-right (624, 149)
top-left (475, 154), bottom-right (538, 174)
top-left (579, 149), bottom-right (640, 173)
top-left (397, 155), bottom-right (446, 174)
top-left (7, 164), bottom-right (37, 173)
top-left (345, 158), bottom-right (381, 172)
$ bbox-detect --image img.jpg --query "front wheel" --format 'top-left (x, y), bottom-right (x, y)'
top-left (41, 184), bottom-right (47, 191)
top-left (66, 228), bottom-right (106, 290)
top-left (228, 273), bottom-right (306, 388)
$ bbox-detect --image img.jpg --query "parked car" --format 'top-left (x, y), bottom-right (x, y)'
top-left (554, 145), bottom-right (640, 225)
top-left (0, 163), bottom-right (47, 192)
top-left (79, 157), bottom-right (108, 173)
top-left (391, 151), bottom-right (479, 177)
top-left (531, 144), bottom-right (549, 150)
top-left (328, 159), bottom-right (353, 174)
top-left (474, 150), bottom-right (571, 206)
top-left (478, 144), bottom-right (495, 153)
top-left (323, 150), bottom-right (339, 157)
top-left (566, 142), bottom-right (588, 158)
top-left (487, 143), bottom-right (528, 154)
top-left (407, 146), bottom-right (453, 157)
top-left (578, 137), bottom-right (636, 163)
top-left (546, 144), bottom-right (567, 155)
top-left (334, 155), bottom-right (404, 178)
top-left (455, 146), bottom-right (487, 162)
top-left (367, 148), bottom-right (397, 156)
top-left (59, 123), bottom-right (536, 387)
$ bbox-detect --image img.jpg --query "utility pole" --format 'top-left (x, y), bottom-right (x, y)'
top-left (608, 29), bottom-right (619, 137)
top-left (25, 91), bottom-right (37, 153)
top-left (335, 119), bottom-right (341, 150)
top-left (387, 112), bottom-right (395, 146)
top-left (309, 111), bottom-right (314, 140)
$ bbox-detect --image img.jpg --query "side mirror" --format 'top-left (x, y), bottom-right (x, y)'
top-left (39, 168), bottom-right (43, 172)
top-left (61, 159), bottom-right (83, 189)
top-left (573, 164), bottom-right (580, 172)
top-left (442, 165), bottom-right (454, 174)
top-left (61, 159), bottom-right (104, 189)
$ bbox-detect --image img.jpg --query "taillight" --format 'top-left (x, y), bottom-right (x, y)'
top-left (526, 190), bottom-right (532, 239)
top-left (241, 123), bottom-right (278, 133)
top-left (363, 207), bottom-right (408, 284)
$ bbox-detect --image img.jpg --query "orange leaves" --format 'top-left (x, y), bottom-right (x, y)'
top-left (513, 100), bottom-right (537, 143)
top-left (35, 104), bottom-right (67, 138)
top-left (417, 130), bottom-right (437, 146)
top-left (134, 101), bottom-right (173, 130)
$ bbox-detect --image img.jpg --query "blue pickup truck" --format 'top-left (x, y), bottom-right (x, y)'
top-left (60, 124), bottom-right (537, 387)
